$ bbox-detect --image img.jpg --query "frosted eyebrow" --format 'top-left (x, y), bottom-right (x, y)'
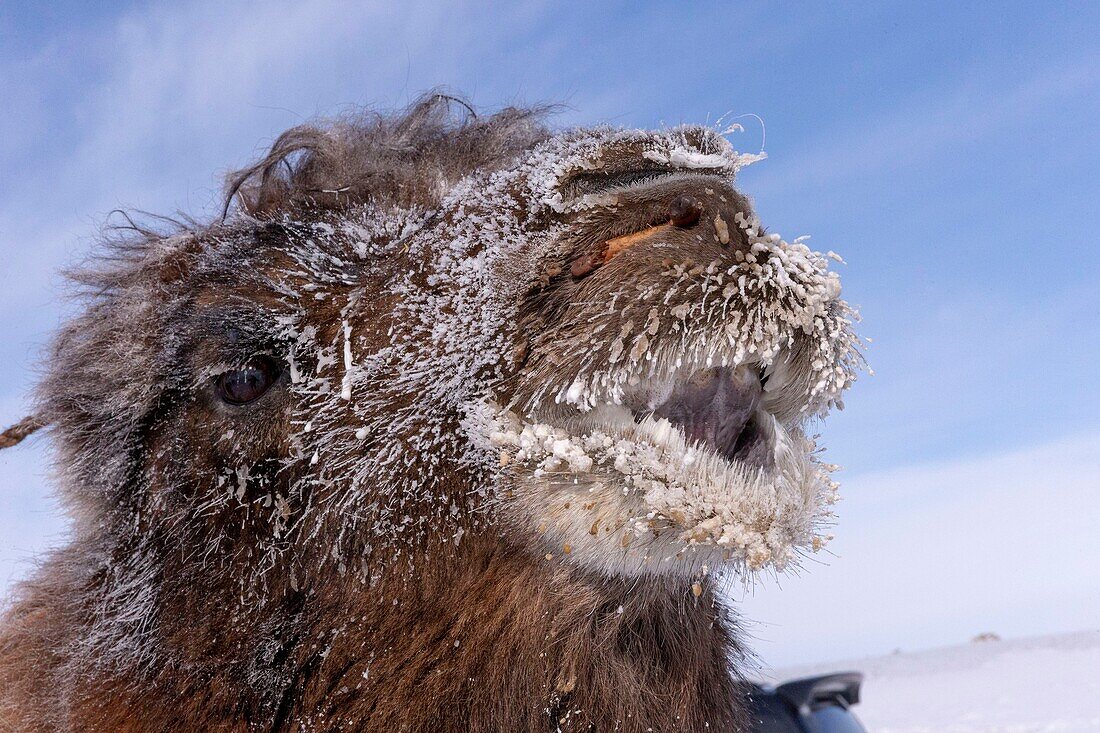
top-left (559, 167), bottom-right (727, 199)
top-left (559, 168), bottom-right (677, 198)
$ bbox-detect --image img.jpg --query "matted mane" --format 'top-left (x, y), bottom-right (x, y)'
top-left (223, 93), bottom-right (552, 218)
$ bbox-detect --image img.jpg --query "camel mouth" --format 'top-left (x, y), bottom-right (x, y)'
top-left (485, 356), bottom-right (835, 572)
top-left (525, 362), bottom-right (785, 478)
top-left (490, 359), bottom-right (798, 480)
top-left (627, 366), bottom-right (774, 471)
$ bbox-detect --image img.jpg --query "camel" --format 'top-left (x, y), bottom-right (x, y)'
top-left (0, 95), bottom-right (863, 731)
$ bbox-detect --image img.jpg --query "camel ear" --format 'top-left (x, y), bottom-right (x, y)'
top-left (0, 415), bottom-right (44, 449)
top-left (98, 211), bottom-right (205, 288)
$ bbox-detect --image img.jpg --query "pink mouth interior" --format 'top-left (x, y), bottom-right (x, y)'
top-left (635, 367), bottom-right (773, 468)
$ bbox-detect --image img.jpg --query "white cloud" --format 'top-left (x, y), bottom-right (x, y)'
top-left (0, 0), bottom-right (556, 313)
top-left (747, 55), bottom-right (1100, 197)
top-left (734, 429), bottom-right (1100, 668)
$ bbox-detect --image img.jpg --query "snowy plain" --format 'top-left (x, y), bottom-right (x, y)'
top-left (760, 630), bottom-right (1100, 733)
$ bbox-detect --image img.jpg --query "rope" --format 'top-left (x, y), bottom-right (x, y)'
top-left (0, 415), bottom-right (45, 449)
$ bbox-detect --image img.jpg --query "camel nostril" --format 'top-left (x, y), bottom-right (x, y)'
top-left (572, 195), bottom-right (706, 278)
top-left (668, 196), bottom-right (703, 228)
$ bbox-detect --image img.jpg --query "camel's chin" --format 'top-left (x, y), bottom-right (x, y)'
top-left (489, 394), bottom-right (837, 579)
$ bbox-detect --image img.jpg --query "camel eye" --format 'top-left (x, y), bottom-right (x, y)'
top-left (215, 356), bottom-right (281, 405)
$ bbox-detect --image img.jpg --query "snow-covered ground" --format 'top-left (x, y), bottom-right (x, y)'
top-left (760, 630), bottom-right (1100, 732)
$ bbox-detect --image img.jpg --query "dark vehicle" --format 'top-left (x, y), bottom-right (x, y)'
top-left (747, 672), bottom-right (867, 732)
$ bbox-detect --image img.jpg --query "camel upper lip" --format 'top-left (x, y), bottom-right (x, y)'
top-left (627, 366), bottom-right (774, 469)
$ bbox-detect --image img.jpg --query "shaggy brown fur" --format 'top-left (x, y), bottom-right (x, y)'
top-left (0, 94), bottom-right (861, 731)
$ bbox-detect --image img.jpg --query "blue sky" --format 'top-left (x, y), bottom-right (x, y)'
top-left (1, 1), bottom-right (1097, 668)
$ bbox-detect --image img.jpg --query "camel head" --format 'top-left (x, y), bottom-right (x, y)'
top-left (29, 97), bottom-right (862, 604)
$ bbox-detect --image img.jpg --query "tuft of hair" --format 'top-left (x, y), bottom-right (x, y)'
top-left (223, 92), bottom-right (553, 219)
